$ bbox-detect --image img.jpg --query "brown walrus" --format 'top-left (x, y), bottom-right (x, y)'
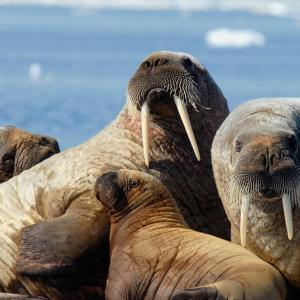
top-left (95, 169), bottom-right (287, 300)
top-left (0, 51), bottom-right (229, 299)
top-left (211, 98), bottom-right (300, 294)
top-left (0, 126), bottom-right (59, 183)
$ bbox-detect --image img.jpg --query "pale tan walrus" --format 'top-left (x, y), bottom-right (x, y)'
top-left (95, 169), bottom-right (287, 300)
top-left (0, 51), bottom-right (229, 299)
top-left (212, 98), bottom-right (300, 297)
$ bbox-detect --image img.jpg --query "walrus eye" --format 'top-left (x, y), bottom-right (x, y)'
top-left (235, 139), bottom-right (242, 153)
top-left (183, 57), bottom-right (194, 71)
top-left (128, 179), bottom-right (139, 189)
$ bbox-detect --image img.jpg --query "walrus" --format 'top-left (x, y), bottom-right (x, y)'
top-left (0, 126), bottom-right (59, 183)
top-left (95, 169), bottom-right (287, 300)
top-left (0, 51), bottom-right (229, 299)
top-left (211, 98), bottom-right (300, 290)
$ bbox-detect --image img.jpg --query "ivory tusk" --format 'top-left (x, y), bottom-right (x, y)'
top-left (141, 101), bottom-right (150, 167)
top-left (174, 96), bottom-right (201, 161)
top-left (282, 193), bottom-right (293, 240)
top-left (240, 194), bottom-right (251, 247)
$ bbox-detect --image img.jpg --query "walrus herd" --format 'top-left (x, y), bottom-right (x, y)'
top-left (0, 51), bottom-right (298, 299)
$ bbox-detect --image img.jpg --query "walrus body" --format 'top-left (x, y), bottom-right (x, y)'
top-left (0, 126), bottom-right (59, 183)
top-left (0, 51), bottom-right (229, 299)
top-left (212, 98), bottom-right (300, 289)
top-left (95, 169), bottom-right (287, 300)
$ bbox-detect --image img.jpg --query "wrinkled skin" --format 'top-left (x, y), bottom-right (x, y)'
top-left (0, 51), bottom-right (229, 299)
top-left (0, 126), bottom-right (59, 183)
top-left (95, 169), bottom-right (287, 300)
top-left (212, 98), bottom-right (300, 294)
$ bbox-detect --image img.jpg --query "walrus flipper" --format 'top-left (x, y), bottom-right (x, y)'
top-left (171, 281), bottom-right (244, 300)
top-left (16, 201), bottom-right (109, 276)
top-left (171, 286), bottom-right (227, 300)
top-left (0, 293), bottom-right (47, 299)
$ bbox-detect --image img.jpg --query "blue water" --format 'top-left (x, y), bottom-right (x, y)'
top-left (0, 6), bottom-right (300, 148)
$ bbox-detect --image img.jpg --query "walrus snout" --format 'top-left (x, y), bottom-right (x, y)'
top-left (234, 129), bottom-right (298, 173)
top-left (95, 171), bottom-right (128, 212)
top-left (39, 135), bottom-right (60, 154)
top-left (128, 51), bottom-right (207, 166)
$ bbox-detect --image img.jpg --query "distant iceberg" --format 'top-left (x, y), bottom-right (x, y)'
top-left (29, 63), bottom-right (43, 82)
top-left (28, 63), bottom-right (54, 84)
top-left (205, 28), bottom-right (266, 48)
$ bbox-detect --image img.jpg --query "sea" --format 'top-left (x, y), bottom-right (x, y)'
top-left (0, 4), bottom-right (300, 149)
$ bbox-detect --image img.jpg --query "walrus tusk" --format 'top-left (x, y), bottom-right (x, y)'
top-left (240, 194), bottom-right (250, 247)
top-left (174, 96), bottom-right (201, 161)
top-left (141, 101), bottom-right (150, 167)
top-left (282, 193), bottom-right (293, 240)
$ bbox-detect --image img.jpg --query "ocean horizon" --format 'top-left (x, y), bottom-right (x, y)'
top-left (0, 4), bottom-right (299, 148)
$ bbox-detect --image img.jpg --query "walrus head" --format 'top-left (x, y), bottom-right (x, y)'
top-left (95, 169), bottom-right (182, 225)
top-left (212, 98), bottom-right (300, 286)
top-left (127, 51), bottom-right (225, 166)
top-left (0, 126), bottom-right (60, 182)
top-left (95, 170), bottom-right (163, 214)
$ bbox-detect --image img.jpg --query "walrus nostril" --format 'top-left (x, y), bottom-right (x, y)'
top-left (153, 58), bottom-right (168, 67)
top-left (141, 60), bottom-right (151, 70)
top-left (141, 58), bottom-right (169, 71)
top-left (260, 154), bottom-right (267, 167)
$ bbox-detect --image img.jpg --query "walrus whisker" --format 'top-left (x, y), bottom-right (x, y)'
top-left (141, 101), bottom-right (150, 167)
top-left (282, 193), bottom-right (293, 240)
top-left (229, 169), bottom-right (300, 241)
top-left (174, 96), bottom-right (201, 161)
top-left (240, 194), bottom-right (251, 247)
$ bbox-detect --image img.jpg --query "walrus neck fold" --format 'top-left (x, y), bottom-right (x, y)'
top-left (110, 193), bottom-right (186, 246)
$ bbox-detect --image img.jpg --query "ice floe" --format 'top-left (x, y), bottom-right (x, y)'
top-left (205, 28), bottom-right (266, 48)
